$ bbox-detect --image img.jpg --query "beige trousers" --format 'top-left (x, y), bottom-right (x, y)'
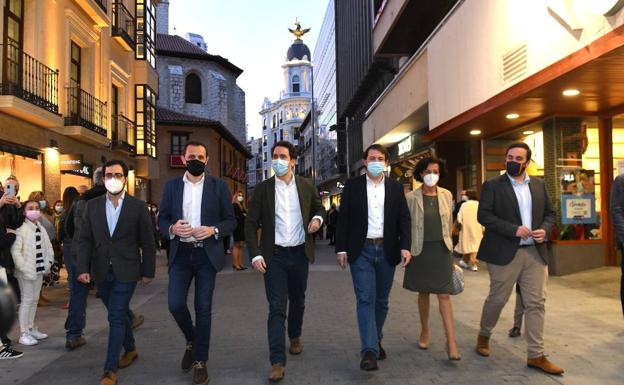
top-left (479, 246), bottom-right (548, 358)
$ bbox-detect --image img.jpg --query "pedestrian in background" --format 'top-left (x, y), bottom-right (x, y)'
top-left (403, 157), bottom-right (460, 360)
top-left (0, 176), bottom-right (23, 301)
top-left (455, 190), bottom-right (482, 272)
top-left (77, 160), bottom-right (156, 385)
top-left (335, 144), bottom-right (411, 372)
top-left (475, 142), bottom-right (563, 375)
top-left (326, 203), bottom-right (337, 245)
top-left (508, 284), bottom-right (524, 338)
top-left (231, 191), bottom-right (247, 270)
top-left (28, 191), bottom-right (59, 294)
top-left (58, 187), bottom-right (80, 310)
top-left (12, 200), bottom-right (54, 346)
top-left (246, 141), bottom-right (325, 382)
top-left (609, 173), bottom-right (624, 318)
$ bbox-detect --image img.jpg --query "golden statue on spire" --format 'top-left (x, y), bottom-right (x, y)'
top-left (288, 19), bottom-right (310, 40)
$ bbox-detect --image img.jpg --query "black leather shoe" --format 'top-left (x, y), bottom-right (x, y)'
top-left (360, 351), bottom-right (378, 371)
top-left (378, 343), bottom-right (386, 360)
top-left (192, 361), bottom-right (209, 385)
top-left (508, 326), bottom-right (521, 338)
top-left (181, 343), bottom-right (193, 372)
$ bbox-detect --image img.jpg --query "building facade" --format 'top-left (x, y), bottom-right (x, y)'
top-left (257, 25), bottom-right (312, 182)
top-left (0, 0), bottom-right (160, 204)
top-left (358, 0), bottom-right (624, 275)
top-left (246, 137), bottom-right (262, 195)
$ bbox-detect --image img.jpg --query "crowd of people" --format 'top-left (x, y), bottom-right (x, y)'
top-left (2, 137), bottom-right (624, 385)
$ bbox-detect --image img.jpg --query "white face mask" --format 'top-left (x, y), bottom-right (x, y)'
top-left (237, 196), bottom-right (244, 203)
top-left (423, 173), bottom-right (439, 187)
top-left (104, 178), bottom-right (125, 195)
top-left (461, 195), bottom-right (469, 202)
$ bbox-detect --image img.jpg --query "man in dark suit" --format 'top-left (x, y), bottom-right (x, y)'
top-left (609, 174), bottom-right (624, 318)
top-left (335, 144), bottom-right (411, 371)
top-left (475, 142), bottom-right (563, 375)
top-left (77, 160), bottom-right (156, 385)
top-left (159, 141), bottom-right (235, 385)
top-left (245, 140), bottom-right (325, 383)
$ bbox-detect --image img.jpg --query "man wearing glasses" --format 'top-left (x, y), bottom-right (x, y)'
top-left (77, 160), bottom-right (156, 385)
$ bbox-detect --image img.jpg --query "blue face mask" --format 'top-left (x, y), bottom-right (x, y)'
top-left (39, 200), bottom-right (47, 210)
top-left (367, 161), bottom-right (385, 177)
top-left (272, 159), bottom-right (290, 177)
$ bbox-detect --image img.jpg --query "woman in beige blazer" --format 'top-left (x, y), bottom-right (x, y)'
top-left (403, 157), bottom-right (460, 360)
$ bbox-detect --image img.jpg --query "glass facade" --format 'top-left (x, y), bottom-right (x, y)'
top-left (136, 0), bottom-right (156, 68)
top-left (135, 84), bottom-right (157, 157)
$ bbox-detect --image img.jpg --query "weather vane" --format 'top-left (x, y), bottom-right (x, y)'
top-left (288, 18), bottom-right (310, 40)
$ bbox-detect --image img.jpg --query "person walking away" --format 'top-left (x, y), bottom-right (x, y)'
top-left (231, 191), bottom-right (247, 270)
top-left (455, 190), bottom-right (482, 272)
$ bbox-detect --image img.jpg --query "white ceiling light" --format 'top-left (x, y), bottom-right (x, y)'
top-left (562, 89), bottom-right (580, 97)
top-left (506, 113), bottom-right (520, 119)
top-left (469, 129), bottom-right (482, 136)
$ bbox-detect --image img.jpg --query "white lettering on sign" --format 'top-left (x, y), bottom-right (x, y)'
top-left (398, 137), bottom-right (412, 157)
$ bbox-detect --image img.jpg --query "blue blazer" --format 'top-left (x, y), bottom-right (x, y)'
top-left (159, 174), bottom-right (236, 271)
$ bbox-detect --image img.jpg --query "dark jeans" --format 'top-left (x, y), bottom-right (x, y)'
top-left (350, 242), bottom-right (395, 357)
top-left (168, 246), bottom-right (217, 362)
top-left (264, 245), bottom-right (309, 365)
top-left (64, 263), bottom-right (90, 340)
top-left (1, 334), bottom-right (10, 347)
top-left (97, 270), bottom-right (136, 372)
top-left (63, 243), bottom-right (73, 292)
top-left (621, 247), bottom-right (624, 316)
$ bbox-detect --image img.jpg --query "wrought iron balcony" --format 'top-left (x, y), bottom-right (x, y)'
top-left (111, 114), bottom-right (135, 153)
top-left (65, 85), bottom-right (107, 136)
top-left (95, 0), bottom-right (107, 12)
top-left (0, 40), bottom-right (59, 114)
top-left (112, 1), bottom-right (135, 49)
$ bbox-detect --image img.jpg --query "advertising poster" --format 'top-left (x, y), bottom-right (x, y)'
top-left (560, 168), bottom-right (596, 224)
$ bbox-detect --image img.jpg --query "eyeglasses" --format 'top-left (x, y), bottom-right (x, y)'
top-left (104, 173), bottom-right (125, 180)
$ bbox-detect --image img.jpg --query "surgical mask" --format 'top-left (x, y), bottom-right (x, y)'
top-left (186, 159), bottom-right (205, 177)
top-left (272, 159), bottom-right (290, 177)
top-left (423, 173), bottom-right (439, 187)
top-left (55, 206), bottom-right (63, 213)
top-left (506, 161), bottom-right (527, 177)
top-left (237, 196), bottom-right (244, 203)
top-left (39, 200), bottom-right (47, 209)
top-left (25, 209), bottom-right (41, 222)
top-left (367, 162), bottom-right (385, 177)
top-left (105, 178), bottom-right (125, 195)
top-left (461, 195), bottom-right (469, 202)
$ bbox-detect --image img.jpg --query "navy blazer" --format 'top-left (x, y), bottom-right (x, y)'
top-left (159, 174), bottom-right (236, 271)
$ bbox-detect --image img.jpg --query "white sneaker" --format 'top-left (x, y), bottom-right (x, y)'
top-left (458, 260), bottom-right (470, 269)
top-left (29, 328), bottom-right (48, 340)
top-left (471, 264), bottom-right (479, 272)
top-left (18, 333), bottom-right (38, 346)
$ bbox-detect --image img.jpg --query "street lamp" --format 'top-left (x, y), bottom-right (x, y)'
top-left (329, 121), bottom-right (350, 177)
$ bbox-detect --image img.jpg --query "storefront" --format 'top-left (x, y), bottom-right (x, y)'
top-left (60, 154), bottom-right (93, 193)
top-left (0, 141), bottom-right (43, 199)
top-left (387, 132), bottom-right (435, 192)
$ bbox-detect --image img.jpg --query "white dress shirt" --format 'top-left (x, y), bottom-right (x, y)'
top-left (366, 174), bottom-right (385, 239)
top-left (105, 191), bottom-right (125, 237)
top-left (507, 173), bottom-right (534, 245)
top-left (181, 172), bottom-right (204, 242)
top-left (252, 175), bottom-right (323, 263)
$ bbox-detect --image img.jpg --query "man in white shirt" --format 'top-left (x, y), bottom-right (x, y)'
top-left (159, 141), bottom-right (236, 385)
top-left (335, 144), bottom-right (411, 371)
top-left (245, 141), bottom-right (325, 383)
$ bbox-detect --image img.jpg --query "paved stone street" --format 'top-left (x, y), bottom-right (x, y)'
top-left (1, 241), bottom-right (622, 385)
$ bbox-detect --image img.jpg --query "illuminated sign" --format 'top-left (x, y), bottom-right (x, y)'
top-left (398, 136), bottom-right (412, 157)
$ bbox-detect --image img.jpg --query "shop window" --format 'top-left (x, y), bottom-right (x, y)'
top-left (135, 84), bottom-right (157, 157)
top-left (171, 133), bottom-right (189, 155)
top-left (185, 73), bottom-right (202, 104)
top-left (136, 0), bottom-right (156, 68)
top-left (0, 151), bottom-right (42, 198)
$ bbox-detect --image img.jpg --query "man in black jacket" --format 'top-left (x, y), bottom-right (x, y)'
top-left (475, 142), bottom-right (562, 375)
top-left (609, 174), bottom-right (624, 318)
top-left (335, 144), bottom-right (411, 371)
top-left (77, 160), bottom-right (156, 385)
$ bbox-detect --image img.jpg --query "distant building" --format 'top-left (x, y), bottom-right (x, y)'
top-left (246, 137), bottom-right (263, 196)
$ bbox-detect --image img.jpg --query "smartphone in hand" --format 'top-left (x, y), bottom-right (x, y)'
top-left (5, 184), bottom-right (15, 197)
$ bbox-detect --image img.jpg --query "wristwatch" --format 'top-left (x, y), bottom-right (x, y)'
top-left (214, 227), bottom-right (220, 240)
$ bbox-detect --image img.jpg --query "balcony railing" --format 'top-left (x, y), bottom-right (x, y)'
top-left (65, 85), bottom-right (107, 135)
top-left (112, 1), bottom-right (135, 47)
top-left (0, 40), bottom-right (59, 114)
top-left (111, 114), bottom-right (135, 152)
top-left (95, 0), bottom-right (108, 12)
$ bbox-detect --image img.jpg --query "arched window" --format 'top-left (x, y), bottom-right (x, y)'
top-left (292, 75), bottom-right (300, 93)
top-left (185, 73), bottom-right (202, 103)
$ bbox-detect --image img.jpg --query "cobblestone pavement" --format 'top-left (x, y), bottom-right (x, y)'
top-left (1, 241), bottom-right (622, 385)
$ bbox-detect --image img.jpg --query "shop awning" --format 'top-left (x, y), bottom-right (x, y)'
top-left (0, 140), bottom-right (40, 159)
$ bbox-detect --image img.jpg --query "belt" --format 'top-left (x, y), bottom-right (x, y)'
top-left (275, 244), bottom-right (305, 250)
top-left (518, 244), bottom-right (535, 248)
top-left (366, 238), bottom-right (384, 245)
top-left (179, 240), bottom-right (204, 249)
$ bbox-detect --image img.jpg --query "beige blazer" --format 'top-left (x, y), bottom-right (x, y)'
top-left (405, 185), bottom-right (454, 256)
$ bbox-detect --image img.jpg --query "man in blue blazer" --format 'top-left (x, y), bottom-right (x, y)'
top-left (159, 141), bottom-right (236, 385)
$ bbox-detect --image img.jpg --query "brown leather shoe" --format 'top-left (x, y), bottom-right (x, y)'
top-left (269, 363), bottom-right (285, 382)
top-left (100, 370), bottom-right (117, 385)
top-left (131, 314), bottom-right (145, 330)
top-left (118, 349), bottom-right (138, 369)
top-left (65, 336), bottom-right (86, 350)
top-left (476, 335), bottom-right (490, 357)
top-left (527, 355), bottom-right (564, 375)
top-left (289, 338), bottom-right (303, 355)
top-left (192, 361), bottom-right (209, 385)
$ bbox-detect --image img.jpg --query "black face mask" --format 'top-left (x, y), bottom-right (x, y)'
top-left (506, 161), bottom-right (527, 177)
top-left (186, 159), bottom-right (205, 177)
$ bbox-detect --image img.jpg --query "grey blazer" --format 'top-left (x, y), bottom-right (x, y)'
top-left (405, 185), bottom-right (454, 256)
top-left (76, 194), bottom-right (156, 284)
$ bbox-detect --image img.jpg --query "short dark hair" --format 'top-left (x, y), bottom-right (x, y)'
top-left (184, 141), bottom-right (208, 157)
top-left (506, 142), bottom-right (532, 161)
top-left (103, 159), bottom-right (129, 177)
top-left (413, 157), bottom-right (447, 182)
top-left (363, 144), bottom-right (389, 161)
top-left (465, 189), bottom-right (478, 200)
top-left (272, 141), bottom-right (297, 160)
